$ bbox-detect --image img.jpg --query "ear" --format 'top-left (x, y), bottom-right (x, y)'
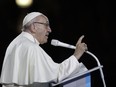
top-left (30, 24), bottom-right (37, 33)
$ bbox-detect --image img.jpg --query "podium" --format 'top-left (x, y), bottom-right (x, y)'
top-left (52, 51), bottom-right (106, 87)
top-left (52, 65), bottom-right (103, 87)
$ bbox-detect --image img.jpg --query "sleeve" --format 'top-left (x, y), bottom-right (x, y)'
top-left (57, 55), bottom-right (81, 82)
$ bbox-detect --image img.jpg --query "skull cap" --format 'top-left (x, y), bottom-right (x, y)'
top-left (23, 12), bottom-right (42, 26)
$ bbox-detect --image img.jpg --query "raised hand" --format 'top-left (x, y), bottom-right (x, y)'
top-left (73, 35), bottom-right (88, 60)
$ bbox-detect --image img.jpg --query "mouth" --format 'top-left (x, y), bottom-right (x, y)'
top-left (45, 34), bottom-right (49, 38)
top-left (45, 33), bottom-right (49, 37)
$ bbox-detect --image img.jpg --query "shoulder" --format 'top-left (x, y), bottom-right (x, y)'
top-left (7, 34), bottom-right (39, 52)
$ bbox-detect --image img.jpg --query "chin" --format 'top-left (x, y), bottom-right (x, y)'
top-left (45, 40), bottom-right (48, 43)
top-left (41, 39), bottom-right (48, 44)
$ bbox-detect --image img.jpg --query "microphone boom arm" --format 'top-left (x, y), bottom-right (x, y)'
top-left (85, 51), bottom-right (106, 87)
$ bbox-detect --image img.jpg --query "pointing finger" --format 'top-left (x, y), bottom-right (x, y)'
top-left (77, 35), bottom-right (84, 45)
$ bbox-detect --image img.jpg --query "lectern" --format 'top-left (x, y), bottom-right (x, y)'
top-left (52, 51), bottom-right (106, 87)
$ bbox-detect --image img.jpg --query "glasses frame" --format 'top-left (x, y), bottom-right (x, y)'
top-left (33, 22), bottom-right (50, 27)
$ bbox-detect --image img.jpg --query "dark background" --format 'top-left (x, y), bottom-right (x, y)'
top-left (0, 0), bottom-right (116, 87)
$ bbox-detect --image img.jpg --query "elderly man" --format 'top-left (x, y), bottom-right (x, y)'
top-left (0, 12), bottom-right (88, 87)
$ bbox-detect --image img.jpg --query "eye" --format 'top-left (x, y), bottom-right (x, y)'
top-left (33, 22), bottom-right (50, 27)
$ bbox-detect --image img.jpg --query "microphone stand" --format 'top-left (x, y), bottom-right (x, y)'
top-left (85, 51), bottom-right (106, 87)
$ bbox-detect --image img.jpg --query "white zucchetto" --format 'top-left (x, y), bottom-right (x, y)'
top-left (23, 12), bottom-right (42, 26)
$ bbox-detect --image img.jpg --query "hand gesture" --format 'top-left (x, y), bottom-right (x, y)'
top-left (73, 35), bottom-right (88, 60)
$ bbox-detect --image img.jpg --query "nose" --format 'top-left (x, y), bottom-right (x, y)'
top-left (47, 26), bottom-right (52, 33)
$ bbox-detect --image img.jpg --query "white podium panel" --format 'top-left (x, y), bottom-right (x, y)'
top-left (52, 66), bottom-right (103, 87)
top-left (61, 73), bottom-right (91, 87)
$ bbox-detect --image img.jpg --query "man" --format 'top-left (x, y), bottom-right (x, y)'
top-left (0, 12), bottom-right (88, 87)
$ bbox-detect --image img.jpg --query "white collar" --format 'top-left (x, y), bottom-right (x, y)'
top-left (22, 31), bottom-right (40, 45)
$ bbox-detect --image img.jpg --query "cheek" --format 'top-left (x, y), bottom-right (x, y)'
top-left (37, 30), bottom-right (46, 38)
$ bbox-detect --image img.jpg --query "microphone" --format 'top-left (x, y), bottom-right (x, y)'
top-left (51, 39), bottom-right (76, 49)
top-left (51, 39), bottom-right (106, 87)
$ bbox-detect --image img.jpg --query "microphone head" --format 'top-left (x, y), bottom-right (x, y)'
top-left (51, 39), bottom-right (76, 49)
top-left (51, 39), bottom-right (59, 46)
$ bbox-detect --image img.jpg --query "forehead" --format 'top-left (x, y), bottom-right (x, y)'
top-left (34, 15), bottom-right (49, 22)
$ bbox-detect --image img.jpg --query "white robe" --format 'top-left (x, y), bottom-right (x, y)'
top-left (0, 32), bottom-right (82, 86)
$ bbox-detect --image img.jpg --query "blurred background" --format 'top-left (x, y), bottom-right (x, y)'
top-left (0, 0), bottom-right (116, 87)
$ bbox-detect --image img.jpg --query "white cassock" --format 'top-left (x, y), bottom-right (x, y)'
top-left (0, 32), bottom-right (84, 87)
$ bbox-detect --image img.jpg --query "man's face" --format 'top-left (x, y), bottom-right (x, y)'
top-left (33, 15), bottom-right (52, 44)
